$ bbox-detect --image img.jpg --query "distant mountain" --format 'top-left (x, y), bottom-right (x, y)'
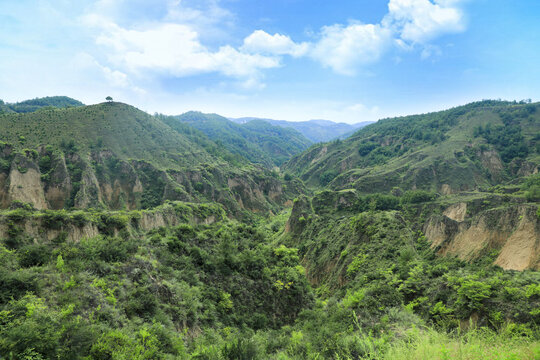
top-left (230, 117), bottom-right (374, 142)
top-left (0, 96), bottom-right (84, 113)
top-left (172, 111), bottom-right (312, 167)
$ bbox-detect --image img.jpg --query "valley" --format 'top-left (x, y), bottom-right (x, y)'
top-left (0, 98), bottom-right (538, 359)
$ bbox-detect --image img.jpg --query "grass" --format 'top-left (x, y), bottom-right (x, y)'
top-left (383, 328), bottom-right (540, 360)
top-left (385, 327), bottom-right (540, 360)
top-left (0, 102), bottom-right (213, 169)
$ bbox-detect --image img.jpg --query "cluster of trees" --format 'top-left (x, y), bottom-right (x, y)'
top-left (0, 96), bottom-right (84, 113)
top-left (473, 123), bottom-right (528, 163)
top-left (0, 211), bottom-right (313, 359)
top-left (3, 202), bottom-right (536, 359)
top-left (172, 112), bottom-right (311, 168)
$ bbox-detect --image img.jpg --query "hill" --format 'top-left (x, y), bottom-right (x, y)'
top-left (284, 100), bottom-right (540, 192)
top-left (0, 102), bottom-right (302, 214)
top-left (0, 96), bottom-right (84, 113)
top-left (0, 99), bottom-right (538, 359)
top-left (171, 111), bottom-right (312, 167)
top-left (231, 117), bottom-right (374, 142)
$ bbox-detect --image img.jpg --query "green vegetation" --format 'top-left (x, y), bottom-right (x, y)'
top-left (0, 207), bottom-right (313, 359)
top-left (0, 199), bottom-right (538, 359)
top-left (0, 102), bottom-right (303, 216)
top-left (285, 100), bottom-right (540, 192)
top-left (0, 99), bottom-right (538, 358)
top-left (172, 111), bottom-right (312, 167)
top-left (0, 102), bottom-right (213, 169)
top-left (0, 96), bottom-right (84, 113)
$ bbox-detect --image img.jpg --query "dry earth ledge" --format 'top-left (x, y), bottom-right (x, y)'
top-left (425, 202), bottom-right (540, 271)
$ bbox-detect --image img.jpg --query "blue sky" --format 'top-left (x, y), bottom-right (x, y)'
top-left (1, 0), bottom-right (539, 123)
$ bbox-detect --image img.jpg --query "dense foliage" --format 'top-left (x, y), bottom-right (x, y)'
top-left (174, 112), bottom-right (312, 167)
top-left (0, 99), bottom-right (538, 359)
top-left (0, 209), bottom-right (313, 359)
top-left (284, 100), bottom-right (540, 191)
top-left (0, 96), bottom-right (84, 113)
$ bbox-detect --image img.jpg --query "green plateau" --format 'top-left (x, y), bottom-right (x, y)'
top-left (0, 97), bottom-right (538, 359)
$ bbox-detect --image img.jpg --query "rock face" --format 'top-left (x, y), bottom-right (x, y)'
top-left (0, 148), bottom-right (297, 215)
top-left (442, 202), bottom-right (467, 222)
top-left (425, 203), bottom-right (540, 271)
top-left (7, 153), bottom-right (48, 209)
top-left (0, 202), bottom-right (224, 243)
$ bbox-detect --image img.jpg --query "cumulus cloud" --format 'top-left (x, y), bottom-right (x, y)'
top-left (83, 0), bottom-right (467, 87)
top-left (241, 30), bottom-right (309, 57)
top-left (384, 0), bottom-right (465, 44)
top-left (95, 23), bottom-right (279, 78)
top-left (310, 23), bottom-right (393, 75)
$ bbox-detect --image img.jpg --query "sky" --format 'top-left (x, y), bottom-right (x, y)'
top-left (0, 0), bottom-right (539, 123)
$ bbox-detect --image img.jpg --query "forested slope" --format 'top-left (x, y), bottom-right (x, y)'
top-left (285, 100), bottom-right (539, 193)
top-left (0, 102), bottom-right (302, 215)
top-left (0, 99), bottom-right (538, 359)
top-left (172, 112), bottom-right (312, 167)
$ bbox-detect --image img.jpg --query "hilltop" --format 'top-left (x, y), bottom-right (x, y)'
top-left (0, 102), bottom-right (302, 214)
top-left (170, 111), bottom-right (312, 167)
top-left (284, 100), bottom-right (539, 192)
top-left (0, 96), bottom-right (84, 113)
top-left (231, 116), bottom-right (373, 142)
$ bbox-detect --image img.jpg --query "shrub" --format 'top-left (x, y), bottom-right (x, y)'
top-left (319, 170), bottom-right (339, 186)
top-left (18, 244), bottom-right (51, 268)
top-left (400, 190), bottom-right (437, 204)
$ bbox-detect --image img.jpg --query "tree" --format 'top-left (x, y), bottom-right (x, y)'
top-left (106, 96), bottom-right (113, 102)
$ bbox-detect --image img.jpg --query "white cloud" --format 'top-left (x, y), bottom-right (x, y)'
top-left (384, 0), bottom-right (465, 44)
top-left (310, 23), bottom-right (392, 75)
top-left (82, 0), bottom-right (467, 88)
top-left (241, 30), bottom-right (309, 57)
top-left (92, 22), bottom-right (280, 84)
top-left (71, 52), bottom-right (145, 93)
top-left (306, 0), bottom-right (465, 73)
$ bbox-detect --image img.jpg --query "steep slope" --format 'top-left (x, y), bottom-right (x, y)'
top-left (172, 111), bottom-right (312, 167)
top-left (0, 96), bottom-right (84, 113)
top-left (285, 100), bottom-right (539, 193)
top-left (231, 117), bottom-right (373, 142)
top-left (0, 102), bottom-right (211, 169)
top-left (0, 103), bottom-right (302, 213)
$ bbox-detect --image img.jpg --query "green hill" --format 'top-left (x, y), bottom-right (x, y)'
top-left (0, 103), bottom-right (302, 214)
top-left (0, 99), bottom-right (538, 360)
top-left (0, 102), bottom-right (213, 169)
top-left (0, 96), bottom-right (84, 113)
top-left (284, 100), bottom-right (540, 192)
top-left (172, 112), bottom-right (312, 167)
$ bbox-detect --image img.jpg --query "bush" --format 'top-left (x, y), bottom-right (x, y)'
top-left (18, 244), bottom-right (51, 268)
top-left (319, 170), bottom-right (339, 186)
top-left (41, 210), bottom-right (69, 230)
top-left (400, 190), bottom-right (437, 204)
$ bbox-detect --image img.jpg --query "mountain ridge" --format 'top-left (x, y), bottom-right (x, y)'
top-left (172, 111), bottom-right (312, 167)
top-left (230, 116), bottom-right (374, 142)
top-left (0, 102), bottom-right (303, 214)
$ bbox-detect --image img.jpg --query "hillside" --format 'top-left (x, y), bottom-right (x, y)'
top-left (172, 111), bottom-right (312, 167)
top-left (0, 96), bottom-right (84, 113)
top-left (284, 100), bottom-right (540, 192)
top-left (0, 103), bottom-right (302, 214)
top-left (231, 117), bottom-right (373, 142)
top-left (0, 99), bottom-right (538, 359)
